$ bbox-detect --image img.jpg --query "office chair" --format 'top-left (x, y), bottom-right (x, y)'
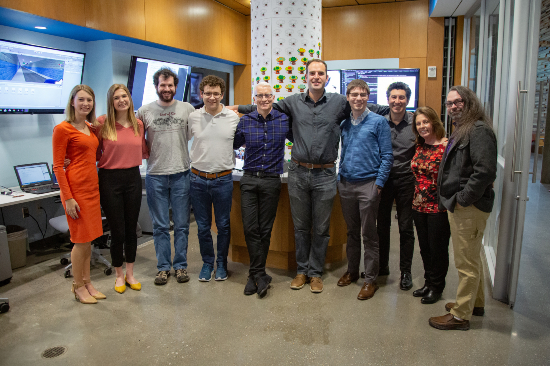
top-left (49, 215), bottom-right (113, 278)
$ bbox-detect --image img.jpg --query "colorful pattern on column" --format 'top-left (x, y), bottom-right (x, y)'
top-left (251, 0), bottom-right (322, 102)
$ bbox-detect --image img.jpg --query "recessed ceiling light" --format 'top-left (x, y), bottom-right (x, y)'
top-left (35, 26), bottom-right (47, 30)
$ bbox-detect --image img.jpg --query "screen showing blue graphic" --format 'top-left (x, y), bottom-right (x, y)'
top-left (0, 39), bottom-right (85, 114)
top-left (340, 68), bottom-right (420, 111)
top-left (127, 56), bottom-right (191, 111)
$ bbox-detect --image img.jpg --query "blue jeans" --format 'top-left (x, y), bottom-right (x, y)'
top-left (287, 161), bottom-right (337, 277)
top-left (145, 171), bottom-right (190, 271)
top-left (189, 172), bottom-right (233, 267)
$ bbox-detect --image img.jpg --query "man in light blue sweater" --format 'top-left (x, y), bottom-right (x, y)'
top-left (336, 79), bottom-right (393, 300)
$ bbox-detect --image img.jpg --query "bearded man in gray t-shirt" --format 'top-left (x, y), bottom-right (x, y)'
top-left (137, 67), bottom-right (195, 286)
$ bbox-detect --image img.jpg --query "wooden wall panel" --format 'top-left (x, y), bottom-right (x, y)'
top-left (399, 57), bottom-right (426, 107)
top-left (144, 0), bottom-right (247, 64)
top-left (0, 0), bottom-right (86, 26)
top-left (234, 16), bottom-right (252, 105)
top-left (399, 0), bottom-right (429, 58)
top-left (323, 0), bottom-right (359, 7)
top-left (426, 17), bottom-right (445, 115)
top-left (322, 3), bottom-right (400, 61)
top-left (85, 0), bottom-right (145, 40)
top-left (454, 16), bottom-right (464, 87)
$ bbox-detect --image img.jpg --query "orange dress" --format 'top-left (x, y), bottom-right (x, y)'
top-left (52, 121), bottom-right (103, 243)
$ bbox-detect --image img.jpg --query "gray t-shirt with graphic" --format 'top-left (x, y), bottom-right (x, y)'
top-left (137, 100), bottom-right (196, 175)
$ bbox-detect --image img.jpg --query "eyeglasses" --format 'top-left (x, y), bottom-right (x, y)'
top-left (445, 99), bottom-right (464, 108)
top-left (349, 93), bottom-right (368, 99)
top-left (203, 92), bottom-right (222, 98)
top-left (255, 94), bottom-right (273, 100)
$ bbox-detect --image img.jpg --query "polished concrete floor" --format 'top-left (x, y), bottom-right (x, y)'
top-left (1, 190), bottom-right (550, 365)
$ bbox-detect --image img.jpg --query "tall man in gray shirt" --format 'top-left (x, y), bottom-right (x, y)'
top-left (377, 82), bottom-right (417, 291)
top-left (137, 68), bottom-right (196, 286)
top-left (230, 59), bottom-right (389, 293)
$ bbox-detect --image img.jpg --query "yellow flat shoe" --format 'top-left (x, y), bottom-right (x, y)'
top-left (125, 276), bottom-right (141, 291)
top-left (114, 280), bottom-right (126, 294)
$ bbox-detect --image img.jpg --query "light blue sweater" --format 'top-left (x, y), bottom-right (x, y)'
top-left (339, 111), bottom-right (393, 187)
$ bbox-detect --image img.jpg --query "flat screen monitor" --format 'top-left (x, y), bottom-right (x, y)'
top-left (0, 39), bottom-right (85, 114)
top-left (340, 68), bottom-right (420, 111)
top-left (127, 56), bottom-right (191, 112)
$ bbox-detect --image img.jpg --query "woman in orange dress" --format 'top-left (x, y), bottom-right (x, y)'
top-left (52, 84), bottom-right (106, 304)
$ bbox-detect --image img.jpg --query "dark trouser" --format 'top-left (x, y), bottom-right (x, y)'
top-left (240, 175), bottom-right (281, 277)
top-left (338, 178), bottom-right (381, 284)
top-left (377, 174), bottom-right (415, 274)
top-left (288, 160), bottom-right (337, 278)
top-left (99, 167), bottom-right (142, 268)
top-left (412, 210), bottom-right (451, 293)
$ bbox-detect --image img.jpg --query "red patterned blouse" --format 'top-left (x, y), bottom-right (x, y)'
top-left (411, 142), bottom-right (447, 213)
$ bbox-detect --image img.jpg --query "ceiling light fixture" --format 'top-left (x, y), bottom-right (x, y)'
top-left (35, 26), bottom-right (47, 30)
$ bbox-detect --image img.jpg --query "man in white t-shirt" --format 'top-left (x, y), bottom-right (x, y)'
top-left (137, 68), bottom-right (195, 286)
top-left (187, 75), bottom-right (239, 282)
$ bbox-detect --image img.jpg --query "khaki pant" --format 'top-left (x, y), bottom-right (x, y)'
top-left (448, 204), bottom-right (490, 320)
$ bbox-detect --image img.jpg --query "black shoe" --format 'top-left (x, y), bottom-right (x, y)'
top-left (399, 272), bottom-right (413, 291)
top-left (244, 276), bottom-right (257, 296)
top-left (378, 266), bottom-right (390, 276)
top-left (421, 290), bottom-right (442, 304)
top-left (256, 274), bottom-right (271, 298)
top-left (413, 285), bottom-right (430, 297)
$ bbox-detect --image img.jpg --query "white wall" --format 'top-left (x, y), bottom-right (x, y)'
top-left (0, 25), bottom-right (235, 241)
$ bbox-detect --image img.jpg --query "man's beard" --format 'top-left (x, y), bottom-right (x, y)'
top-left (157, 90), bottom-right (175, 103)
top-left (451, 111), bottom-right (462, 123)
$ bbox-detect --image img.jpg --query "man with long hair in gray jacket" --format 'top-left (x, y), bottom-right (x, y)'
top-left (429, 86), bottom-right (497, 331)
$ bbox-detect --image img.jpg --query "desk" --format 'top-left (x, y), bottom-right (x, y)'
top-left (0, 187), bottom-right (60, 208)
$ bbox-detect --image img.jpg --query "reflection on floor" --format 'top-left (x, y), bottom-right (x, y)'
top-left (0, 196), bottom-right (549, 364)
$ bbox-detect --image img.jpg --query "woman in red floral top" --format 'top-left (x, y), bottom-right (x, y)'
top-left (410, 106), bottom-right (450, 305)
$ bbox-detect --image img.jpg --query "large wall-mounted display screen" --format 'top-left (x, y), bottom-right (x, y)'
top-left (127, 56), bottom-right (191, 111)
top-left (0, 39), bottom-right (85, 114)
top-left (339, 68), bottom-right (420, 111)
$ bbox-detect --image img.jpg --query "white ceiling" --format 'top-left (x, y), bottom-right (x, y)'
top-left (430, 0), bottom-right (480, 17)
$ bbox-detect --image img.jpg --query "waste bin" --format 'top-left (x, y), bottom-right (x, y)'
top-left (6, 225), bottom-right (27, 269)
top-left (0, 225), bottom-right (12, 284)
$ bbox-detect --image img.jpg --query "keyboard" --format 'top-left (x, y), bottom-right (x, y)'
top-left (23, 185), bottom-right (56, 194)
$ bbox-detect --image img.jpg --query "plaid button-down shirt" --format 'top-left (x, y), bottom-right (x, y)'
top-left (233, 109), bottom-right (292, 174)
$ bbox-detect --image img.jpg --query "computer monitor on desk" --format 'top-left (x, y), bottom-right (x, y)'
top-left (13, 162), bottom-right (57, 194)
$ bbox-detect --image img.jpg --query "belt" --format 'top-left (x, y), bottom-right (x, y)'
top-left (191, 168), bottom-right (232, 179)
top-left (243, 170), bottom-right (280, 178)
top-left (291, 159), bottom-right (335, 169)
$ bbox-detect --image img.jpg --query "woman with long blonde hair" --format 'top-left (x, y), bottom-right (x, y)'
top-left (95, 84), bottom-right (149, 294)
top-left (53, 84), bottom-right (106, 304)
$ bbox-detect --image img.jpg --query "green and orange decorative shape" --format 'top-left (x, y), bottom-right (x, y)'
top-left (298, 66), bottom-right (305, 74)
top-left (308, 49), bottom-right (314, 57)
top-left (289, 56), bottom-right (298, 65)
top-left (277, 96), bottom-right (285, 101)
top-left (285, 84), bottom-right (294, 92)
top-left (264, 76), bottom-right (270, 82)
top-left (256, 76), bottom-right (261, 84)
top-left (298, 84), bottom-right (306, 92)
top-left (301, 57), bottom-right (308, 65)
top-left (273, 66), bottom-right (282, 74)
top-left (298, 48), bottom-right (306, 56)
top-left (285, 66), bottom-right (293, 74)
top-left (277, 75), bottom-right (286, 82)
top-left (290, 75), bottom-right (298, 83)
top-left (260, 67), bottom-right (267, 75)
top-left (274, 84), bottom-right (282, 92)
top-left (276, 57), bottom-right (285, 65)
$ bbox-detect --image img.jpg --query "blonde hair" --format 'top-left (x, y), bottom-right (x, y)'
top-left (101, 84), bottom-right (140, 141)
top-left (65, 85), bottom-right (96, 124)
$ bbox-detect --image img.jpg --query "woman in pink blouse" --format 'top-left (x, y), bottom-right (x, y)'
top-left (95, 84), bottom-right (149, 294)
top-left (410, 106), bottom-right (450, 305)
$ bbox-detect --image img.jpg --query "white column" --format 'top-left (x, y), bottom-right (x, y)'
top-left (250, 0), bottom-right (322, 102)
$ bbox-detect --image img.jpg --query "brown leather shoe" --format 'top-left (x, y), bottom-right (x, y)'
top-left (290, 274), bottom-right (309, 290)
top-left (337, 272), bottom-right (359, 287)
top-left (429, 313), bottom-right (470, 330)
top-left (310, 277), bottom-right (323, 293)
top-left (445, 302), bottom-right (485, 316)
top-left (357, 282), bottom-right (379, 300)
